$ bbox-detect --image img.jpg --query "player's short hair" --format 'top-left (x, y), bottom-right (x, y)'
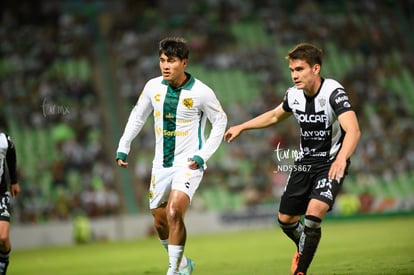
top-left (286, 43), bottom-right (322, 67)
top-left (159, 37), bottom-right (189, 60)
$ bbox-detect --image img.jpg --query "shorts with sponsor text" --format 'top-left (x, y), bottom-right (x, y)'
top-left (278, 162), bottom-right (347, 216)
top-left (0, 192), bottom-right (11, 222)
top-left (149, 166), bottom-right (203, 209)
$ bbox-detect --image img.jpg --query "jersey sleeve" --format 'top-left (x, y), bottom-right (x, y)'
top-left (116, 86), bottom-right (153, 160)
top-left (193, 88), bottom-right (227, 168)
top-left (282, 89), bottom-right (292, 112)
top-left (5, 134), bottom-right (18, 184)
top-left (329, 88), bottom-right (353, 116)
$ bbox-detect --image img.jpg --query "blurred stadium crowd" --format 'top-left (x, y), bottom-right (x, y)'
top-left (1, 0), bottom-right (413, 224)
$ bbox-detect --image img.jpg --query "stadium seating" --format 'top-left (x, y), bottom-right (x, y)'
top-left (2, 1), bottom-right (413, 223)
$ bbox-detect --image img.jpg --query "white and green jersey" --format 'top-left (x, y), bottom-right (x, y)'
top-left (116, 74), bottom-right (227, 170)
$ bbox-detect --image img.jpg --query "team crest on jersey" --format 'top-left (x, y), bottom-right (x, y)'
top-left (318, 98), bottom-right (326, 107)
top-left (183, 98), bottom-right (193, 109)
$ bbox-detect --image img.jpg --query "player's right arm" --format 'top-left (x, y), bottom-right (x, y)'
top-left (116, 88), bottom-right (153, 167)
top-left (224, 103), bottom-right (291, 143)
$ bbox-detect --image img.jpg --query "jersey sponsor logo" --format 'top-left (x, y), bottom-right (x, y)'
top-left (311, 151), bottom-right (328, 157)
top-left (335, 95), bottom-right (349, 104)
top-left (301, 147), bottom-right (328, 158)
top-left (165, 113), bottom-right (175, 119)
top-left (294, 113), bottom-right (328, 123)
top-left (183, 98), bottom-right (193, 109)
top-left (293, 99), bottom-right (300, 105)
top-left (300, 129), bottom-right (331, 140)
top-left (336, 88), bottom-right (346, 96)
top-left (163, 130), bottom-right (189, 137)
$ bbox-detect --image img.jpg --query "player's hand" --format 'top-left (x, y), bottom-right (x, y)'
top-left (117, 159), bottom-right (128, 168)
top-left (328, 158), bottom-right (346, 181)
top-left (188, 160), bottom-right (199, 170)
top-left (224, 125), bottom-right (243, 143)
top-left (10, 183), bottom-right (20, 198)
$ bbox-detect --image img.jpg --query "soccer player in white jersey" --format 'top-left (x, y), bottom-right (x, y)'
top-left (116, 37), bottom-right (227, 275)
top-left (224, 43), bottom-right (360, 274)
top-left (0, 131), bottom-right (20, 275)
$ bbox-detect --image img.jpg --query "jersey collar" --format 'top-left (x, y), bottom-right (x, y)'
top-left (305, 78), bottom-right (324, 99)
top-left (162, 72), bottom-right (195, 91)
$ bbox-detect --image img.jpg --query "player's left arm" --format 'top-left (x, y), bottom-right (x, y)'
top-left (328, 110), bottom-right (361, 181)
top-left (6, 135), bottom-right (20, 198)
top-left (190, 90), bottom-right (227, 170)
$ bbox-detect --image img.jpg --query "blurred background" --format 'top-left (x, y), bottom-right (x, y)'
top-left (1, 0), bottom-right (413, 241)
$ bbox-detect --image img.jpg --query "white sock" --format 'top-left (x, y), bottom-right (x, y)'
top-left (166, 267), bottom-right (178, 275)
top-left (168, 245), bottom-right (184, 272)
top-left (161, 239), bottom-right (187, 269)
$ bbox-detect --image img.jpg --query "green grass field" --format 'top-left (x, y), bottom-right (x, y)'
top-left (9, 215), bottom-right (414, 275)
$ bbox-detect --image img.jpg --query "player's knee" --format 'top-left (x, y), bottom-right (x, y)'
top-left (278, 213), bottom-right (301, 225)
top-left (0, 236), bottom-right (9, 251)
top-left (304, 215), bottom-right (321, 229)
top-left (166, 206), bottom-right (184, 225)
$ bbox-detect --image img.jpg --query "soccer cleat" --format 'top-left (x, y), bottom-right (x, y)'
top-left (179, 258), bottom-right (194, 275)
top-left (291, 251), bottom-right (300, 274)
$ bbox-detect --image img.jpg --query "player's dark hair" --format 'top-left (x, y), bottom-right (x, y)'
top-left (286, 43), bottom-right (322, 67)
top-left (159, 37), bottom-right (189, 60)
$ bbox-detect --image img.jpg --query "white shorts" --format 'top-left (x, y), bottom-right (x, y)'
top-left (149, 166), bottom-right (204, 209)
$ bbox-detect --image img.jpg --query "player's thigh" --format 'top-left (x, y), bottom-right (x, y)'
top-left (310, 167), bottom-right (345, 211)
top-left (171, 167), bottom-right (203, 203)
top-left (279, 171), bottom-right (312, 216)
top-left (149, 167), bottom-right (175, 210)
top-left (0, 221), bottom-right (9, 241)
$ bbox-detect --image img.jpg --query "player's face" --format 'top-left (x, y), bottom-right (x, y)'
top-left (288, 59), bottom-right (320, 95)
top-left (159, 53), bottom-right (188, 87)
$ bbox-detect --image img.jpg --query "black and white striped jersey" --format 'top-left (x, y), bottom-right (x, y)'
top-left (282, 78), bottom-right (353, 164)
top-left (0, 133), bottom-right (17, 192)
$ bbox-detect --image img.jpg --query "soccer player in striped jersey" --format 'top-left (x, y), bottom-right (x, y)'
top-left (224, 43), bottom-right (360, 274)
top-left (0, 132), bottom-right (20, 275)
top-left (116, 37), bottom-right (227, 275)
